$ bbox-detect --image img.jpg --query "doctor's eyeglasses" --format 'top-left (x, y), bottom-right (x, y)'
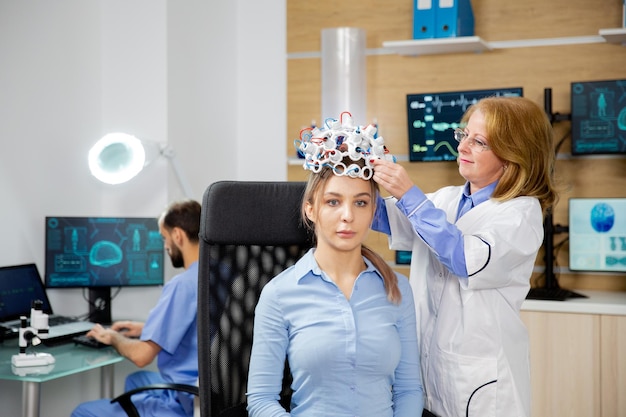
top-left (454, 128), bottom-right (491, 152)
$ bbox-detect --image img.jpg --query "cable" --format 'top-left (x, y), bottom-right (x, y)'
top-left (552, 236), bottom-right (569, 283)
top-left (554, 128), bottom-right (571, 156)
top-left (81, 287), bottom-right (122, 322)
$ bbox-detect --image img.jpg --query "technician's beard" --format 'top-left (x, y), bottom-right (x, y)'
top-left (169, 247), bottom-right (184, 268)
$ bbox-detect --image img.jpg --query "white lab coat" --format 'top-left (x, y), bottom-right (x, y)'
top-left (384, 185), bottom-right (543, 417)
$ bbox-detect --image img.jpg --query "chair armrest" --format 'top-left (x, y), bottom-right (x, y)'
top-left (111, 383), bottom-right (199, 417)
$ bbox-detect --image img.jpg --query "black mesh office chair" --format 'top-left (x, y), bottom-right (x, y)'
top-left (197, 180), bottom-right (312, 417)
top-left (111, 384), bottom-right (199, 417)
top-left (112, 181), bottom-right (310, 417)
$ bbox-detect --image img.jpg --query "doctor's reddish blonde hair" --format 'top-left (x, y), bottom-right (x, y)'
top-left (301, 157), bottom-right (401, 304)
top-left (461, 96), bottom-right (558, 215)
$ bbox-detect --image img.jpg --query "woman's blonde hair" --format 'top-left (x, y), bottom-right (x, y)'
top-left (461, 96), bottom-right (559, 214)
top-left (301, 158), bottom-right (401, 304)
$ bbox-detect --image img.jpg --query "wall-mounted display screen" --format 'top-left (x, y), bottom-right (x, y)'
top-left (570, 79), bottom-right (626, 155)
top-left (45, 216), bottom-right (164, 288)
top-left (569, 198), bottom-right (626, 273)
top-left (407, 87), bottom-right (523, 162)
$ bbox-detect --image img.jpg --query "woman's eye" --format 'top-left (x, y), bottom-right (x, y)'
top-left (474, 138), bottom-right (487, 148)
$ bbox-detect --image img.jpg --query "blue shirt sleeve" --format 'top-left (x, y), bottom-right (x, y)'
top-left (392, 277), bottom-right (424, 416)
top-left (396, 187), bottom-right (468, 277)
top-left (372, 194), bottom-right (392, 235)
top-left (246, 278), bottom-right (290, 417)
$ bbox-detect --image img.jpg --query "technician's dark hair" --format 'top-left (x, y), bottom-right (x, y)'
top-left (160, 199), bottom-right (201, 243)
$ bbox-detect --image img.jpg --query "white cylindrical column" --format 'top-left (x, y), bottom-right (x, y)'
top-left (321, 27), bottom-right (367, 126)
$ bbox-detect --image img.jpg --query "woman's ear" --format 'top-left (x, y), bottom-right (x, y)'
top-left (304, 202), bottom-right (315, 223)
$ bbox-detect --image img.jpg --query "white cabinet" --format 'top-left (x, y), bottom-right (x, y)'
top-left (520, 291), bottom-right (626, 417)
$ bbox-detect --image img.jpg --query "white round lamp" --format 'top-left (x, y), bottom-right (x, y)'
top-left (88, 132), bottom-right (194, 198)
top-left (88, 133), bottom-right (146, 185)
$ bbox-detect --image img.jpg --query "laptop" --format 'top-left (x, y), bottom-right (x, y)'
top-left (0, 263), bottom-right (95, 344)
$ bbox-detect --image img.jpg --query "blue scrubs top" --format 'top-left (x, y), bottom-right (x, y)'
top-left (141, 261), bottom-right (198, 386)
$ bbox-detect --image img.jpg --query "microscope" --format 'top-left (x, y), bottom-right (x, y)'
top-left (11, 300), bottom-right (56, 367)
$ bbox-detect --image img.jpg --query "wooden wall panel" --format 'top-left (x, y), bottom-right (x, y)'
top-left (287, 0), bottom-right (626, 291)
top-left (287, 0), bottom-right (622, 51)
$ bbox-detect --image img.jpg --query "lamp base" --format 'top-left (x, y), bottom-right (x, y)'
top-left (12, 352), bottom-right (55, 367)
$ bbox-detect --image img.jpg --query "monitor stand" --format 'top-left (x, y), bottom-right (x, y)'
top-left (526, 287), bottom-right (587, 301)
top-left (525, 88), bottom-right (588, 302)
top-left (525, 201), bottom-right (587, 301)
top-left (88, 288), bottom-right (112, 325)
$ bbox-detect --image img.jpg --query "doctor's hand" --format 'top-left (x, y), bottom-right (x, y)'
top-left (371, 158), bottom-right (414, 200)
top-left (86, 324), bottom-right (119, 345)
top-left (110, 320), bottom-right (143, 338)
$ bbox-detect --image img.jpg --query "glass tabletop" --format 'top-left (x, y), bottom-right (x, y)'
top-left (0, 338), bottom-right (124, 382)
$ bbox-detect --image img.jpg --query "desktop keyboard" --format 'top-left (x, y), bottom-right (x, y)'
top-left (72, 334), bottom-right (109, 349)
top-left (526, 287), bottom-right (588, 301)
top-left (0, 324), bottom-right (12, 341)
top-left (48, 315), bottom-right (79, 326)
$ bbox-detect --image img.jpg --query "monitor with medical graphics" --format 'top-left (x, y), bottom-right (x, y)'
top-left (570, 78), bottom-right (626, 155)
top-left (45, 216), bottom-right (164, 288)
top-left (407, 87), bottom-right (523, 162)
top-left (568, 198), bottom-right (626, 273)
top-left (44, 216), bottom-right (164, 323)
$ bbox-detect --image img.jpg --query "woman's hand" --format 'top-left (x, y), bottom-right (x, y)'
top-left (372, 159), bottom-right (414, 200)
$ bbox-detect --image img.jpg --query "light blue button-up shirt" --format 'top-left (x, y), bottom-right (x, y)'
top-left (246, 249), bottom-right (424, 417)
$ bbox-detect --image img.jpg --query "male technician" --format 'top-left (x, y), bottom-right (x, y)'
top-left (71, 199), bottom-right (201, 417)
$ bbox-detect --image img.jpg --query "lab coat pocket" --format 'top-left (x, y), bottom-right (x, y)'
top-left (435, 348), bottom-right (497, 417)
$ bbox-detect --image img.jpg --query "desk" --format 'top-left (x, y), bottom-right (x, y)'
top-left (0, 339), bottom-right (124, 417)
top-left (522, 289), bottom-right (626, 315)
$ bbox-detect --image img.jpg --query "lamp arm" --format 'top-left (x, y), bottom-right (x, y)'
top-left (161, 145), bottom-right (194, 199)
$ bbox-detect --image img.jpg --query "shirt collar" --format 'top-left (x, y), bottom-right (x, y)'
top-left (294, 248), bottom-right (381, 283)
top-left (462, 180), bottom-right (498, 207)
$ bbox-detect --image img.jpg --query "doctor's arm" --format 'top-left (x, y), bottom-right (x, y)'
top-left (87, 324), bottom-right (160, 367)
top-left (372, 159), bottom-right (469, 276)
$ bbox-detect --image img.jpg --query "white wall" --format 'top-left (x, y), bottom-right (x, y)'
top-left (0, 0), bottom-right (286, 415)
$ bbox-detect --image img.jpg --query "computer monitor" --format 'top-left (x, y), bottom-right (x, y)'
top-left (569, 198), bottom-right (626, 273)
top-left (407, 87), bottom-right (523, 162)
top-left (44, 216), bottom-right (164, 322)
top-left (570, 78), bottom-right (626, 155)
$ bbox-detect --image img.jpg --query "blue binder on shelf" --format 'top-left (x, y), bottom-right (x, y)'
top-left (435, 0), bottom-right (475, 38)
top-left (413, 0), bottom-right (436, 39)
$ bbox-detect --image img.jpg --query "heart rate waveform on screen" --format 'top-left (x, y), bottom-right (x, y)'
top-left (407, 87), bottom-right (523, 162)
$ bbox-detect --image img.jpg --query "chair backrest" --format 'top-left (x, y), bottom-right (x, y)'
top-left (197, 181), bottom-right (312, 417)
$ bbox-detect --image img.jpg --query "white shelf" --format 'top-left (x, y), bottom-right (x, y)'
top-left (290, 33), bottom-right (622, 60)
top-left (382, 36), bottom-right (490, 56)
top-left (488, 36), bottom-right (605, 49)
top-left (383, 34), bottom-right (614, 56)
top-left (599, 27), bottom-right (626, 44)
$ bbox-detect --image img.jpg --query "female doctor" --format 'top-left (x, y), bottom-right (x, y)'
top-left (371, 96), bottom-right (558, 417)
